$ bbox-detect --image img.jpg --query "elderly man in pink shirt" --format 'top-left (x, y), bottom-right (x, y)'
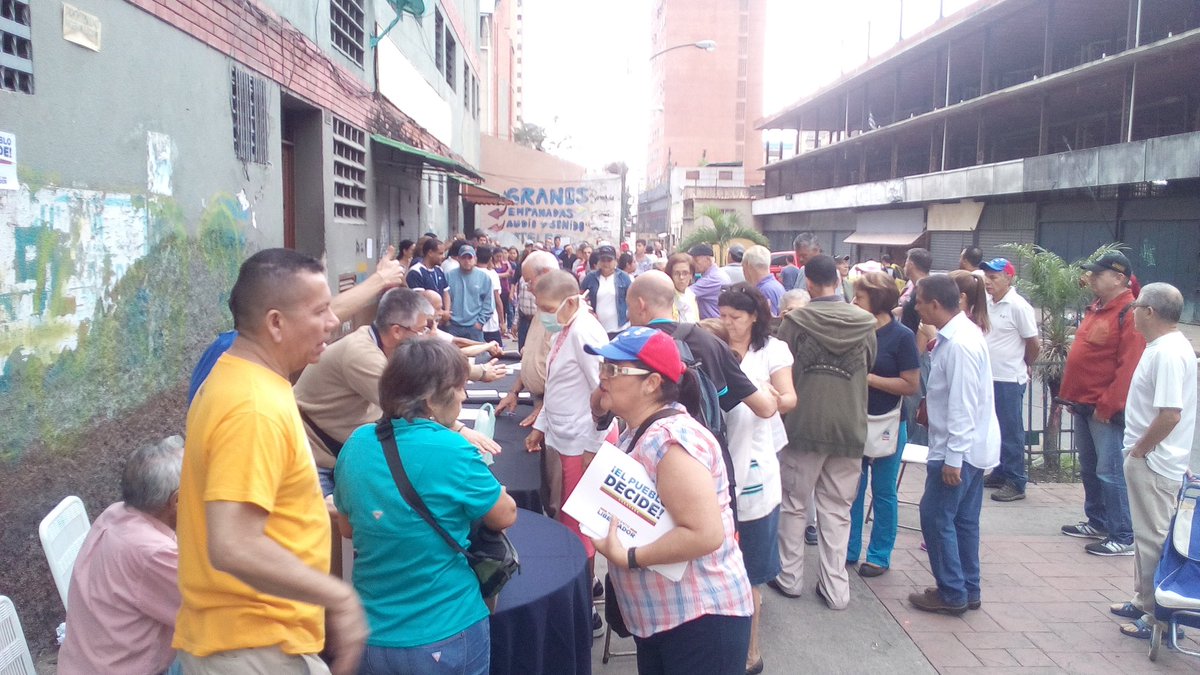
top-left (58, 438), bottom-right (184, 675)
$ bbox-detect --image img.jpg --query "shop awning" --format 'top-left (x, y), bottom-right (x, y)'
top-left (370, 134), bottom-right (482, 181)
top-left (927, 200), bottom-right (985, 232)
top-left (843, 207), bottom-right (926, 247)
top-left (843, 231), bottom-right (925, 246)
top-left (456, 179), bottom-right (514, 206)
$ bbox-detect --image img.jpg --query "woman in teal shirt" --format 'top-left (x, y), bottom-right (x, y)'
top-left (335, 337), bottom-right (517, 675)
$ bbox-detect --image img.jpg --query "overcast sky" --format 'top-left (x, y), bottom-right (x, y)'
top-left (520, 0), bottom-right (979, 185)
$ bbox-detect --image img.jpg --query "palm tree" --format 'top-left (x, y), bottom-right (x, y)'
top-left (999, 242), bottom-right (1126, 472)
top-left (677, 207), bottom-right (768, 262)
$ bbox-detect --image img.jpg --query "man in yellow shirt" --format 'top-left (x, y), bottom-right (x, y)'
top-left (176, 248), bottom-right (366, 675)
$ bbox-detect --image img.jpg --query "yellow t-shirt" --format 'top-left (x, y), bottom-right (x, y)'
top-left (174, 354), bottom-right (332, 657)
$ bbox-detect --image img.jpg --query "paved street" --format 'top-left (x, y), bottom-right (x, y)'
top-left (593, 475), bottom-right (1200, 674)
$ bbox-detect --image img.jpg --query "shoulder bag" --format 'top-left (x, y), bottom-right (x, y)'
top-left (863, 403), bottom-right (903, 459)
top-left (375, 420), bottom-right (519, 606)
top-left (603, 407), bottom-right (683, 638)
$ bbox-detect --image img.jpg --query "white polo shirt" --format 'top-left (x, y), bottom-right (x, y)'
top-left (1123, 330), bottom-right (1197, 480)
top-left (986, 289), bottom-right (1038, 385)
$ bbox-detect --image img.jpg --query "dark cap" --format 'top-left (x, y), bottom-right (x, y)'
top-left (688, 243), bottom-right (715, 257)
top-left (597, 244), bottom-right (618, 259)
top-left (1082, 251), bottom-right (1133, 277)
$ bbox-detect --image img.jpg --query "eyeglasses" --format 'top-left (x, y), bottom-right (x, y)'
top-left (395, 323), bottom-right (430, 335)
top-left (600, 362), bottom-right (652, 378)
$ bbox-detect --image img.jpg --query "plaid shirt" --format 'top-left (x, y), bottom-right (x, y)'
top-left (608, 405), bottom-right (753, 637)
top-left (517, 278), bottom-right (538, 317)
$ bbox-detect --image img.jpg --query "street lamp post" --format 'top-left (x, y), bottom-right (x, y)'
top-left (649, 39), bottom-right (716, 61)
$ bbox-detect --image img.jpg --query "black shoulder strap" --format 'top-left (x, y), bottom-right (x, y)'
top-left (629, 408), bottom-right (684, 452)
top-left (375, 420), bottom-right (471, 558)
top-left (1118, 302), bottom-right (1132, 330)
top-left (300, 409), bottom-right (344, 457)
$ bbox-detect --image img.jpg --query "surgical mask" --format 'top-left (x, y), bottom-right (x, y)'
top-left (539, 295), bottom-right (584, 334)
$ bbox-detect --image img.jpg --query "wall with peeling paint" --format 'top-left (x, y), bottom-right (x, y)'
top-left (0, 0), bottom-right (281, 460)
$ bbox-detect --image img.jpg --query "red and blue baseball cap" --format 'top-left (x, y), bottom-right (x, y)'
top-left (980, 257), bottom-right (1016, 276)
top-left (585, 327), bottom-right (686, 383)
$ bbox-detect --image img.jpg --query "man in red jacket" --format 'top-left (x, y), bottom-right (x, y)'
top-left (1058, 252), bottom-right (1145, 556)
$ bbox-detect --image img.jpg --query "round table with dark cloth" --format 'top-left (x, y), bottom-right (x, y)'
top-left (466, 369), bottom-right (543, 513)
top-left (490, 508), bottom-right (592, 675)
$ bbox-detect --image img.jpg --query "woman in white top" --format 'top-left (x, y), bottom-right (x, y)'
top-left (667, 252), bottom-right (700, 323)
top-left (717, 283), bottom-right (797, 675)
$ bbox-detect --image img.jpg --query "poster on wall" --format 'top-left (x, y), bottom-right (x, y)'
top-left (478, 175), bottom-right (621, 246)
top-left (0, 132), bottom-right (16, 191)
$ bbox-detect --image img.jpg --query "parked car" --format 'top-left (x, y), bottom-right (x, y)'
top-left (770, 251), bottom-right (794, 282)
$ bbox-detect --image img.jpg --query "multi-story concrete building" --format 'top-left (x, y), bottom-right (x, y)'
top-left (638, 165), bottom-right (757, 250)
top-left (639, 0), bottom-right (766, 245)
top-left (755, 0), bottom-right (1200, 319)
top-left (479, 0), bottom-right (523, 141)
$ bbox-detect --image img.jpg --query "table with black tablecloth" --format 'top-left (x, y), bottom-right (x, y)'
top-left (464, 367), bottom-right (543, 513)
top-left (489, 508), bottom-right (592, 675)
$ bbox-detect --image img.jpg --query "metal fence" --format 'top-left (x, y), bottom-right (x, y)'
top-left (1023, 376), bottom-right (1081, 483)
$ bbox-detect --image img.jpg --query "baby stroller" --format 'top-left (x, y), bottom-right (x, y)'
top-left (1149, 475), bottom-right (1200, 661)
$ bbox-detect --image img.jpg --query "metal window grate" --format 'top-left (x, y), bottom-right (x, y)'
top-left (230, 66), bottom-right (270, 164)
top-left (445, 31), bottom-right (456, 90)
top-left (330, 0), bottom-right (364, 67)
top-left (332, 117), bottom-right (367, 225)
top-left (435, 11), bottom-right (444, 73)
top-left (1, 0), bottom-right (34, 94)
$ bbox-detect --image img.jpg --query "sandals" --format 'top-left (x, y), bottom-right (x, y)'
top-left (1120, 617), bottom-right (1185, 640)
top-left (1109, 602), bottom-right (1142, 619)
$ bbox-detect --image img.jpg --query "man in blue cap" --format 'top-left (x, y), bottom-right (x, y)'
top-left (980, 258), bottom-right (1040, 502)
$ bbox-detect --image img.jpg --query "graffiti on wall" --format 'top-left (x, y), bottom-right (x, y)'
top-left (0, 186), bottom-right (150, 370)
top-left (480, 176), bottom-right (621, 244)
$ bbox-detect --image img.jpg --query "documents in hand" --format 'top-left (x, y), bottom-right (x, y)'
top-left (562, 442), bottom-right (687, 581)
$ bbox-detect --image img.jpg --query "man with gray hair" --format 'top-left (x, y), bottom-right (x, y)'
top-left (781, 232), bottom-right (821, 291)
top-left (295, 288), bottom-right (500, 500)
top-left (1111, 282), bottom-right (1197, 640)
top-left (59, 438), bottom-right (185, 675)
top-left (743, 245), bottom-right (786, 315)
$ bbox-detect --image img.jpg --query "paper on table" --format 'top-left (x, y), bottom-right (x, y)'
top-left (562, 442), bottom-right (687, 581)
top-left (467, 389), bottom-right (500, 400)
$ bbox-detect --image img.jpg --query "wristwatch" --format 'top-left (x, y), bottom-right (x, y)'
top-left (627, 546), bottom-right (640, 570)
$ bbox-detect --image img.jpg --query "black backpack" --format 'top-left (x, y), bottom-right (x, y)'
top-left (671, 324), bottom-right (738, 519)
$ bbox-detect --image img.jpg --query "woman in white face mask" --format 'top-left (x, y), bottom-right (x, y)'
top-left (525, 270), bottom-right (614, 635)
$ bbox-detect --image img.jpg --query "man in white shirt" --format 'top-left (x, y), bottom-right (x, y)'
top-left (909, 274), bottom-right (1000, 615)
top-left (633, 238), bottom-right (658, 276)
top-left (1113, 283), bottom-right (1197, 640)
top-left (721, 245), bottom-right (746, 284)
top-left (980, 258), bottom-right (1040, 502)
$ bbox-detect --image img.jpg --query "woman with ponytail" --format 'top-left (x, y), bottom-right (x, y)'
top-left (949, 269), bottom-right (991, 333)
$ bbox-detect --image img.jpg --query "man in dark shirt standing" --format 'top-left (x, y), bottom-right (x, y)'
top-left (405, 238), bottom-right (450, 324)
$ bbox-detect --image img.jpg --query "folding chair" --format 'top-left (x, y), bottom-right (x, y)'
top-left (0, 595), bottom-right (36, 674)
top-left (38, 496), bottom-right (91, 610)
top-left (866, 443), bottom-right (928, 532)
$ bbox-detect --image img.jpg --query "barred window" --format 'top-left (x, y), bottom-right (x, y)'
top-left (332, 117), bottom-right (367, 225)
top-left (230, 66), bottom-right (270, 164)
top-left (1, 0), bottom-right (33, 94)
top-left (330, 0), bottom-right (365, 67)
top-left (435, 11), bottom-right (444, 74)
top-left (445, 31), bottom-right (456, 90)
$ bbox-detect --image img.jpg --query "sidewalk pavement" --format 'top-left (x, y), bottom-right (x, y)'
top-left (593, 473), bottom-right (1200, 674)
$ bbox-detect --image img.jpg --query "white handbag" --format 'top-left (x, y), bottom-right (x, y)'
top-left (863, 403), bottom-right (903, 459)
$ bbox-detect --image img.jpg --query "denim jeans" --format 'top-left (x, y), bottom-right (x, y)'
top-left (634, 614), bottom-right (751, 675)
top-left (992, 381), bottom-right (1028, 491)
top-left (446, 323), bottom-right (485, 342)
top-left (919, 460), bottom-right (984, 606)
top-left (1073, 412), bottom-right (1133, 544)
top-left (848, 422), bottom-right (906, 569)
top-left (517, 313), bottom-right (533, 351)
top-left (359, 617), bottom-right (489, 675)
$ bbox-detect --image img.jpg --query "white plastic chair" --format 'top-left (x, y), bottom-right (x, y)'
top-left (0, 595), bottom-right (36, 674)
top-left (38, 496), bottom-right (91, 610)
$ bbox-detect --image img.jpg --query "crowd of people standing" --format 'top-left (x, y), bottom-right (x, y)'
top-left (54, 226), bottom-right (1198, 675)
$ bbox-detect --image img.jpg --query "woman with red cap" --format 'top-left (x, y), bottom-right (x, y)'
top-left (586, 327), bottom-right (753, 675)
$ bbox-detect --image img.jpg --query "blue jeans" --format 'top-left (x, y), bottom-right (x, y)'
top-left (919, 460), bottom-right (984, 607)
top-left (517, 313), bottom-right (533, 351)
top-left (848, 422), bottom-right (906, 569)
top-left (993, 382), bottom-right (1028, 491)
top-left (446, 323), bottom-right (485, 342)
top-left (1074, 412), bottom-right (1133, 544)
top-left (634, 614), bottom-right (751, 675)
top-left (359, 617), bottom-right (489, 675)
